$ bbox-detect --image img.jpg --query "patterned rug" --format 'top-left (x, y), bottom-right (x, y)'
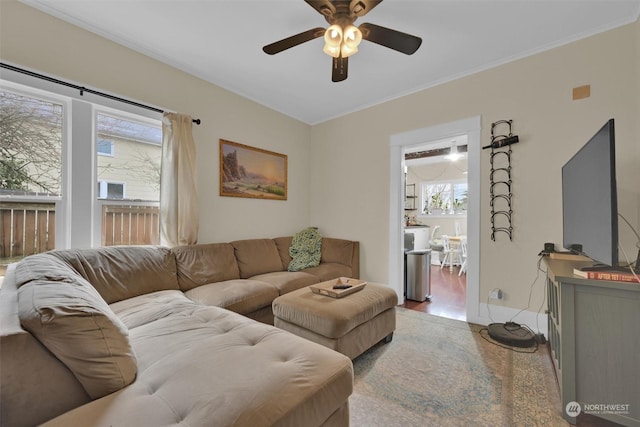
top-left (350, 308), bottom-right (568, 427)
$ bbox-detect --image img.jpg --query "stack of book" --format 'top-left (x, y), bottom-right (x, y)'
top-left (573, 268), bottom-right (639, 283)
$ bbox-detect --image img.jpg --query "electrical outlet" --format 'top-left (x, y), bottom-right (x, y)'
top-left (489, 289), bottom-right (504, 300)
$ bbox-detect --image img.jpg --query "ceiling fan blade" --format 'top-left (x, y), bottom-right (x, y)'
top-left (263, 27), bottom-right (325, 55)
top-left (359, 22), bottom-right (422, 55)
top-left (332, 56), bottom-right (348, 82)
top-left (350, 0), bottom-right (383, 17)
top-left (304, 0), bottom-right (336, 19)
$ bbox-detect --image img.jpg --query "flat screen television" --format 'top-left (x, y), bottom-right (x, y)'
top-left (562, 119), bottom-right (618, 268)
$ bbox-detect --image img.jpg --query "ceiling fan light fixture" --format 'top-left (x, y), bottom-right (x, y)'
top-left (323, 24), bottom-right (343, 58)
top-left (263, 0), bottom-right (423, 81)
top-left (341, 25), bottom-right (362, 58)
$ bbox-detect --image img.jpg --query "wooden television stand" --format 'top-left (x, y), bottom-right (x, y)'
top-left (544, 257), bottom-right (639, 427)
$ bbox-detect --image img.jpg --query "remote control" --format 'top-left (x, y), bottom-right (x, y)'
top-left (333, 284), bottom-right (352, 290)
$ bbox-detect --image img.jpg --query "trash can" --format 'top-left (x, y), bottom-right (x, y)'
top-left (405, 249), bottom-right (431, 302)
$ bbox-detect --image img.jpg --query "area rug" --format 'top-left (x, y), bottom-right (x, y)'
top-left (350, 308), bottom-right (568, 426)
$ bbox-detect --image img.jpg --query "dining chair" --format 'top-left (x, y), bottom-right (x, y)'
top-left (458, 236), bottom-right (468, 276)
top-left (440, 235), bottom-right (463, 271)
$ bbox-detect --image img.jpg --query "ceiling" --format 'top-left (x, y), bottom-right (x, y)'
top-left (405, 135), bottom-right (468, 167)
top-left (23, 0), bottom-right (640, 125)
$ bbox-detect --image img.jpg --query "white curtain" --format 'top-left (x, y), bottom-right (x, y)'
top-left (160, 112), bottom-right (199, 247)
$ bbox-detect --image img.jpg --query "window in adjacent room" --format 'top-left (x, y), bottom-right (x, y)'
top-left (421, 180), bottom-right (468, 215)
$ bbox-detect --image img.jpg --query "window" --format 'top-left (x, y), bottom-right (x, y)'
top-left (0, 89), bottom-right (63, 197)
top-left (1, 77), bottom-right (162, 266)
top-left (97, 139), bottom-right (114, 156)
top-left (95, 112), bottom-right (161, 247)
top-left (0, 89), bottom-right (64, 264)
top-left (98, 181), bottom-right (125, 199)
top-left (421, 180), bottom-right (468, 215)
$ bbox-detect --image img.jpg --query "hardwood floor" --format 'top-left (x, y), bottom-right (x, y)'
top-left (402, 263), bottom-right (467, 321)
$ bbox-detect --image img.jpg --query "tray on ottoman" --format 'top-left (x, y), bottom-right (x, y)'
top-left (309, 277), bottom-right (366, 298)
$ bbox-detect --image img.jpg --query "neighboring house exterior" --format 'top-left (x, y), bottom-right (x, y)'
top-left (96, 113), bottom-right (162, 202)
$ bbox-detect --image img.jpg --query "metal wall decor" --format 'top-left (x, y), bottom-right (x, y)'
top-left (483, 120), bottom-right (520, 241)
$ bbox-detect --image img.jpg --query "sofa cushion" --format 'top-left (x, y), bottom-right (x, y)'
top-left (110, 290), bottom-right (198, 329)
top-left (302, 263), bottom-right (355, 282)
top-left (17, 277), bottom-right (137, 400)
top-left (49, 246), bottom-right (179, 304)
top-left (14, 253), bottom-right (77, 287)
top-left (231, 239), bottom-right (284, 278)
top-left (273, 236), bottom-right (294, 269)
top-left (320, 238), bottom-right (355, 266)
top-left (184, 279), bottom-right (279, 315)
top-left (250, 271), bottom-right (320, 295)
top-left (276, 236), bottom-right (358, 278)
top-left (171, 243), bottom-right (240, 291)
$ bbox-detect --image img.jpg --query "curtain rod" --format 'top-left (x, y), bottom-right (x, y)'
top-left (0, 62), bottom-right (201, 125)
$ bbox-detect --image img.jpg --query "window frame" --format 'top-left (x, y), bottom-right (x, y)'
top-left (1, 81), bottom-right (71, 251)
top-left (1, 67), bottom-right (162, 252)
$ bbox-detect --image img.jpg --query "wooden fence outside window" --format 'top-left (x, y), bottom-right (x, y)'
top-left (0, 202), bottom-right (56, 262)
top-left (101, 204), bottom-right (160, 247)
top-left (0, 202), bottom-right (160, 266)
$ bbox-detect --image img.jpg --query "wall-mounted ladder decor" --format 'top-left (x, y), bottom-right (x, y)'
top-left (484, 120), bottom-right (520, 241)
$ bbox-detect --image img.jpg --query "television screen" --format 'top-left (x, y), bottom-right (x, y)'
top-left (562, 119), bottom-right (618, 267)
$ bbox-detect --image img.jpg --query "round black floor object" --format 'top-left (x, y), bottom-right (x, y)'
top-left (487, 322), bottom-right (535, 348)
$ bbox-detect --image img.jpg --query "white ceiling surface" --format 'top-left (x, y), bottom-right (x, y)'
top-left (23, 0), bottom-right (640, 125)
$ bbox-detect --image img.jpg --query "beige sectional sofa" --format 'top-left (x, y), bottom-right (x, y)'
top-left (0, 236), bottom-right (360, 427)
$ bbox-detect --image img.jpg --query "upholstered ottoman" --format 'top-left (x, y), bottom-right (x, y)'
top-left (272, 283), bottom-right (398, 359)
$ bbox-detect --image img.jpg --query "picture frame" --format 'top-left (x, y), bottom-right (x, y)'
top-left (219, 139), bottom-right (287, 200)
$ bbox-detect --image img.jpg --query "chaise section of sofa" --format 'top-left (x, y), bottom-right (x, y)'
top-left (42, 305), bottom-right (354, 427)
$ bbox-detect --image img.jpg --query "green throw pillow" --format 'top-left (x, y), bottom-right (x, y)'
top-left (288, 227), bottom-right (322, 272)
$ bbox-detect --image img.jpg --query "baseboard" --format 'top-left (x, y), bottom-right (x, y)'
top-left (467, 303), bottom-right (548, 336)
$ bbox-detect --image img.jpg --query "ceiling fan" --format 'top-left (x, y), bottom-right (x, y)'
top-left (262, 0), bottom-right (422, 82)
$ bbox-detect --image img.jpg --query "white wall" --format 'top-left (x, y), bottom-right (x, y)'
top-left (310, 20), bottom-right (640, 317)
top-left (0, 1), bottom-right (312, 243)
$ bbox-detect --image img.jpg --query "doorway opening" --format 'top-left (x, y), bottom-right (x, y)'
top-left (403, 136), bottom-right (468, 321)
top-left (389, 116), bottom-right (481, 324)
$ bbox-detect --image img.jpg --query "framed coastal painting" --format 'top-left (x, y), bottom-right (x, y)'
top-left (219, 139), bottom-right (287, 200)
